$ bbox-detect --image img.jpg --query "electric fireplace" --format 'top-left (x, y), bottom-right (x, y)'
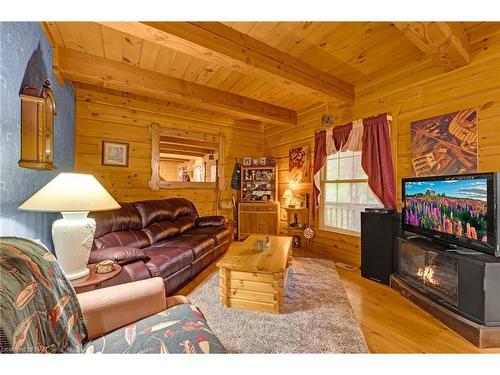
top-left (398, 241), bottom-right (458, 307)
top-left (394, 236), bottom-right (500, 326)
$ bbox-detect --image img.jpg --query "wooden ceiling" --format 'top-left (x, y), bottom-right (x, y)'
top-left (42, 21), bottom-right (500, 128)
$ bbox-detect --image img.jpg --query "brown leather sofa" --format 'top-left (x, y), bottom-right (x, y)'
top-left (88, 198), bottom-right (233, 295)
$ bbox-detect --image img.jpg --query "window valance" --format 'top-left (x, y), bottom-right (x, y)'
top-left (312, 113), bottom-right (396, 220)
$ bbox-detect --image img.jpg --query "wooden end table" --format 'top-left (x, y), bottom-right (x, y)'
top-left (71, 263), bottom-right (122, 294)
top-left (217, 235), bottom-right (292, 314)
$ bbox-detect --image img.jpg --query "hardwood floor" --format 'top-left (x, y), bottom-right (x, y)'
top-left (178, 249), bottom-right (500, 353)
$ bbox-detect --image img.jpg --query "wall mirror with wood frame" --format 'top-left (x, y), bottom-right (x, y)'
top-left (149, 123), bottom-right (225, 190)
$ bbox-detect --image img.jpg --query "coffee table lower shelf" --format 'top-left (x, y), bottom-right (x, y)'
top-left (219, 269), bottom-right (287, 314)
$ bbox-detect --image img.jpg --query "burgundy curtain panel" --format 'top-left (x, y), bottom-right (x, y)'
top-left (361, 114), bottom-right (397, 209)
top-left (312, 130), bottom-right (327, 221)
top-left (332, 123), bottom-right (353, 151)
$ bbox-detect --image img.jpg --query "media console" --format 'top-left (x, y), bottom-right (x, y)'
top-left (391, 235), bottom-right (500, 348)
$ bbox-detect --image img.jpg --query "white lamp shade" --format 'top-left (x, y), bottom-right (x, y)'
top-left (19, 173), bottom-right (120, 212)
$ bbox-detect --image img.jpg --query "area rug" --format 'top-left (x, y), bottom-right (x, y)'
top-left (188, 257), bottom-right (368, 353)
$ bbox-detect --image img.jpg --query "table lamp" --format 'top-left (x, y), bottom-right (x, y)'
top-left (282, 189), bottom-right (294, 207)
top-left (19, 173), bottom-right (120, 280)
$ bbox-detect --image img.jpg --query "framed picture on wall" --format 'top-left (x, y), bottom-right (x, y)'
top-left (102, 141), bottom-right (129, 167)
top-left (410, 108), bottom-right (478, 176)
top-left (289, 146), bottom-right (310, 183)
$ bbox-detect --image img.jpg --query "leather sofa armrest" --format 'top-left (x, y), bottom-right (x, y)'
top-left (196, 215), bottom-right (226, 227)
top-left (78, 278), bottom-right (166, 340)
top-left (100, 260), bottom-right (152, 289)
top-left (88, 246), bottom-right (147, 265)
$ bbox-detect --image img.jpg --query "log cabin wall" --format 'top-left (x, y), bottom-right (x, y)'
top-left (74, 84), bottom-right (265, 217)
top-left (264, 30), bottom-right (500, 266)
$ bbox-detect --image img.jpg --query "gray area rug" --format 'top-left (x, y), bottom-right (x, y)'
top-left (188, 257), bottom-right (368, 353)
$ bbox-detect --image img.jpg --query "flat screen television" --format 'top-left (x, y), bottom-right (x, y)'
top-left (402, 172), bottom-right (500, 256)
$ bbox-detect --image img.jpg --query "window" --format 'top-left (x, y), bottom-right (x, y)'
top-left (321, 150), bottom-right (381, 233)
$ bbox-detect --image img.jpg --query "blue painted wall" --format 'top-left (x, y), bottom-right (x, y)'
top-left (0, 22), bottom-right (75, 249)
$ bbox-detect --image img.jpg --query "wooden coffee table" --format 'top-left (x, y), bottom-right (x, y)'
top-left (217, 235), bottom-right (292, 314)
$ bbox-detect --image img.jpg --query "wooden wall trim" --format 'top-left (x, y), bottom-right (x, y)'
top-left (149, 122), bottom-right (160, 191)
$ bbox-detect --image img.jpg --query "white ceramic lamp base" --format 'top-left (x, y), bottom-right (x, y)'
top-left (52, 211), bottom-right (96, 280)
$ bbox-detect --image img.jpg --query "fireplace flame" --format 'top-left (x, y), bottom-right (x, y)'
top-left (417, 265), bottom-right (438, 285)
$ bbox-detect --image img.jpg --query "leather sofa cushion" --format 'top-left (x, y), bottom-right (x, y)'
top-left (160, 236), bottom-right (215, 259)
top-left (171, 216), bottom-right (196, 234)
top-left (144, 246), bottom-right (194, 279)
top-left (90, 202), bottom-right (142, 238)
top-left (133, 200), bottom-right (174, 227)
top-left (196, 215), bottom-right (225, 227)
top-left (88, 246), bottom-right (147, 265)
top-left (142, 221), bottom-right (180, 245)
top-left (183, 226), bottom-right (232, 245)
top-left (168, 198), bottom-right (199, 221)
top-left (93, 230), bottom-right (150, 250)
top-left (133, 198), bottom-right (199, 228)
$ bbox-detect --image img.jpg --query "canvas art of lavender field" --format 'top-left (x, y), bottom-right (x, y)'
top-left (404, 179), bottom-right (488, 243)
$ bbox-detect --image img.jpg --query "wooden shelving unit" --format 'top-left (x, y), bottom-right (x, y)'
top-left (240, 165), bottom-right (277, 202)
top-left (238, 164), bottom-right (279, 239)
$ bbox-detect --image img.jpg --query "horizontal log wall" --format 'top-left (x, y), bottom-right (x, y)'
top-left (264, 30), bottom-right (500, 266)
top-left (74, 86), bottom-right (265, 217)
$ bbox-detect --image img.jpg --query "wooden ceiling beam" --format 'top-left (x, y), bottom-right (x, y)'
top-left (394, 22), bottom-right (470, 71)
top-left (97, 22), bottom-right (354, 104)
top-left (58, 47), bottom-right (297, 127)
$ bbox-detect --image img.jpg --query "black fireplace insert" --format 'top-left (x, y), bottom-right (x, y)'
top-left (395, 235), bottom-right (500, 326)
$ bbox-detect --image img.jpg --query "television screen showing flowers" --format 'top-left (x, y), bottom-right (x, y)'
top-left (403, 178), bottom-right (488, 244)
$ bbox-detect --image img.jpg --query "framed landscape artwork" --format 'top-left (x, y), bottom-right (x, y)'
top-left (410, 108), bottom-right (478, 177)
top-left (289, 146), bottom-right (310, 183)
top-left (102, 141), bottom-right (129, 167)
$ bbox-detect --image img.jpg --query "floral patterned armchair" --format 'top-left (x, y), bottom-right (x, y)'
top-left (0, 237), bottom-right (225, 354)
